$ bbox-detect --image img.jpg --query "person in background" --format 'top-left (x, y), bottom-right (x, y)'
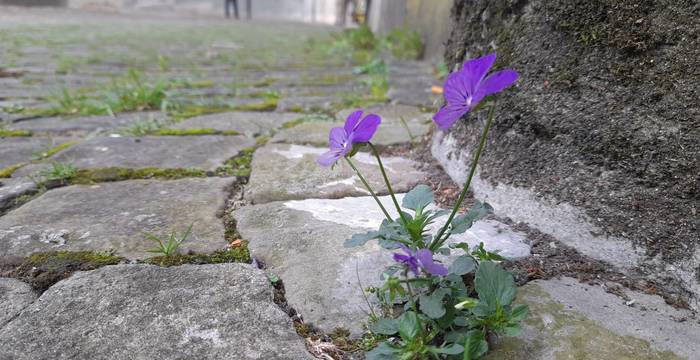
top-left (225, 0), bottom-right (251, 19)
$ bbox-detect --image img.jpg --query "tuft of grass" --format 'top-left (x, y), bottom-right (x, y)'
top-left (0, 129), bottom-right (32, 137)
top-left (40, 162), bottom-right (77, 182)
top-left (145, 224), bottom-right (192, 257)
top-left (120, 117), bottom-right (169, 136)
top-left (0, 163), bottom-right (25, 178)
top-left (143, 244), bottom-right (251, 267)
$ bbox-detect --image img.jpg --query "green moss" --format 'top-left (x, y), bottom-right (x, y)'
top-left (143, 244), bottom-right (251, 266)
top-left (216, 147), bottom-right (255, 177)
top-left (0, 129), bottom-right (32, 137)
top-left (169, 105), bottom-right (233, 120)
top-left (242, 90), bottom-right (280, 99)
top-left (0, 163), bottom-right (25, 178)
top-left (36, 141), bottom-right (77, 159)
top-left (155, 128), bottom-right (241, 136)
top-left (232, 98), bottom-right (278, 112)
top-left (69, 167), bottom-right (207, 184)
top-left (287, 105), bottom-right (305, 113)
top-left (281, 118), bottom-right (305, 129)
top-left (26, 250), bottom-right (123, 270)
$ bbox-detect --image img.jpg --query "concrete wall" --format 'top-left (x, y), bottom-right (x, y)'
top-left (368, 0), bottom-right (453, 59)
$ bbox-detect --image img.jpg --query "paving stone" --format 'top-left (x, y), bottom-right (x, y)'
top-left (0, 177), bottom-right (38, 214)
top-left (276, 96), bottom-right (336, 112)
top-left (0, 178), bottom-right (233, 259)
top-left (171, 111), bottom-right (301, 137)
top-left (271, 105), bottom-right (433, 146)
top-left (387, 61), bottom-right (440, 107)
top-left (0, 264), bottom-right (312, 360)
top-left (50, 135), bottom-right (254, 171)
top-left (234, 195), bottom-right (529, 335)
top-left (0, 137), bottom-right (71, 169)
top-left (0, 278), bottom-right (36, 326)
top-left (9, 112), bottom-right (167, 136)
top-left (245, 143), bottom-right (427, 204)
top-left (485, 277), bottom-right (698, 359)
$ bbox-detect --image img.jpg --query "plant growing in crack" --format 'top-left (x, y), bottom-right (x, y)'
top-left (145, 223), bottom-right (193, 257)
top-left (318, 53), bottom-right (525, 359)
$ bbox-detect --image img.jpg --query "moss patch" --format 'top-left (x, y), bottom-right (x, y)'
top-left (0, 129), bottom-right (32, 137)
top-left (36, 141), bottom-right (77, 159)
top-left (7, 250), bottom-right (124, 292)
top-left (155, 128), bottom-right (241, 136)
top-left (169, 105), bottom-right (234, 120)
top-left (143, 244), bottom-right (251, 267)
top-left (232, 98), bottom-right (278, 112)
top-left (0, 163), bottom-right (25, 178)
top-left (67, 167), bottom-right (207, 184)
top-left (216, 147), bottom-right (255, 178)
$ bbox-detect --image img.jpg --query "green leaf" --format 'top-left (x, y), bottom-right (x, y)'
top-left (428, 344), bottom-right (464, 355)
top-left (451, 201), bottom-right (493, 234)
top-left (419, 292), bottom-right (446, 319)
top-left (366, 342), bottom-right (400, 360)
top-left (510, 304), bottom-right (529, 322)
top-left (402, 184), bottom-right (434, 211)
top-left (398, 311), bottom-right (421, 340)
top-left (504, 323), bottom-right (523, 337)
top-left (449, 255), bottom-right (476, 275)
top-left (368, 318), bottom-right (399, 335)
top-left (344, 230), bottom-right (379, 247)
top-left (463, 330), bottom-right (488, 360)
top-left (475, 261), bottom-right (516, 307)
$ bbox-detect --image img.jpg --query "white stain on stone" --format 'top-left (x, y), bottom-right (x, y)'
top-left (38, 229), bottom-right (69, 247)
top-left (272, 144), bottom-right (325, 159)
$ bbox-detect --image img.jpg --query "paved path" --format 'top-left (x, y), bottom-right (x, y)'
top-left (0, 7), bottom-right (696, 360)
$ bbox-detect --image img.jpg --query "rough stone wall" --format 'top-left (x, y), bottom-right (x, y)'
top-left (434, 0), bottom-right (699, 306)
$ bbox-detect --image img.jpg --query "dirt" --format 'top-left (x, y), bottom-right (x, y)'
top-left (441, 0), bottom-right (699, 286)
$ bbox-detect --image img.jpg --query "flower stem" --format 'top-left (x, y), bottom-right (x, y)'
top-left (368, 142), bottom-right (409, 226)
top-left (431, 104), bottom-right (496, 251)
top-left (345, 157), bottom-right (392, 222)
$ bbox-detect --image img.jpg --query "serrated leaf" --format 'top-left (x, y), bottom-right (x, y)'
top-left (449, 255), bottom-right (476, 275)
top-left (344, 230), bottom-right (379, 247)
top-left (451, 201), bottom-right (494, 234)
top-left (475, 261), bottom-right (516, 308)
top-left (463, 330), bottom-right (488, 360)
top-left (398, 311), bottom-right (421, 340)
top-left (419, 292), bottom-right (446, 319)
top-left (368, 318), bottom-right (399, 335)
top-left (402, 184), bottom-right (434, 211)
top-left (366, 342), bottom-right (400, 360)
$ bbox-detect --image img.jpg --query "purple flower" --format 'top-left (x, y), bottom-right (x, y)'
top-left (433, 53), bottom-right (519, 130)
top-left (317, 109), bottom-right (381, 167)
top-left (393, 244), bottom-right (448, 276)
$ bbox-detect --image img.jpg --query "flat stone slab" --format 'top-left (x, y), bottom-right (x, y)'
top-left (271, 105), bottom-right (433, 146)
top-left (276, 96), bottom-right (336, 112)
top-left (8, 112), bottom-right (167, 136)
top-left (234, 195), bottom-right (529, 335)
top-left (0, 278), bottom-right (36, 326)
top-left (245, 143), bottom-right (427, 204)
top-left (0, 137), bottom-right (71, 169)
top-left (486, 277), bottom-right (699, 359)
top-left (50, 135), bottom-right (255, 171)
top-left (171, 111), bottom-right (301, 137)
top-left (0, 178), bottom-right (233, 259)
top-left (0, 177), bottom-right (38, 213)
top-left (0, 264), bottom-right (312, 360)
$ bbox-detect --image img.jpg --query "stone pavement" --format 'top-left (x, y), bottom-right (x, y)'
top-left (0, 7), bottom-right (696, 360)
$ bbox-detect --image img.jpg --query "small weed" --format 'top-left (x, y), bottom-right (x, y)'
top-left (40, 162), bottom-right (77, 182)
top-left (383, 25), bottom-right (424, 60)
top-left (145, 223), bottom-right (193, 257)
top-left (119, 117), bottom-right (169, 136)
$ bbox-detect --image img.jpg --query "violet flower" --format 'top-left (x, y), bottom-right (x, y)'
top-left (317, 109), bottom-right (381, 167)
top-left (393, 244), bottom-right (448, 276)
top-left (433, 53), bottom-right (519, 130)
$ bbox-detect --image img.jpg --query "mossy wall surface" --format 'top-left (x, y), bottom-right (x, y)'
top-left (441, 0), bottom-right (698, 290)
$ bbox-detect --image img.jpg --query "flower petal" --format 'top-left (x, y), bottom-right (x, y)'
top-left (343, 110), bottom-right (364, 134)
top-left (474, 69), bottom-right (519, 102)
top-left (462, 53), bottom-right (497, 93)
top-left (351, 113), bottom-right (381, 142)
top-left (433, 104), bottom-right (469, 131)
top-left (443, 70), bottom-right (469, 105)
top-left (328, 127), bottom-right (346, 150)
top-left (317, 149), bottom-right (342, 167)
top-left (416, 249), bottom-right (448, 276)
